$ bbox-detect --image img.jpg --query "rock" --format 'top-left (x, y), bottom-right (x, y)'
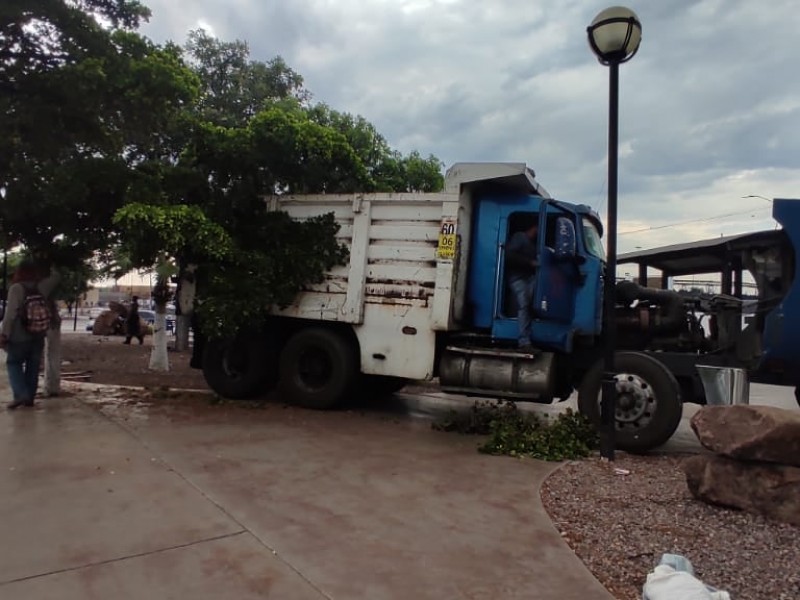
top-left (684, 454), bottom-right (800, 526)
top-left (690, 405), bottom-right (800, 467)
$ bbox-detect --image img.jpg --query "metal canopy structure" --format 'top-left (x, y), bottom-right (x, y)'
top-left (618, 228), bottom-right (786, 295)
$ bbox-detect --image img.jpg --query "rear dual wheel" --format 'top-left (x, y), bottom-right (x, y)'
top-left (204, 326), bottom-right (405, 410)
top-left (278, 328), bottom-right (358, 410)
top-left (202, 333), bottom-right (277, 399)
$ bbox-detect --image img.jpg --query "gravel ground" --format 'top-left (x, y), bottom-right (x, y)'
top-left (541, 453), bottom-right (800, 600)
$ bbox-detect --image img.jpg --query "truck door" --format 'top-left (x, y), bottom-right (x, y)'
top-left (533, 206), bottom-right (579, 325)
top-left (490, 204), bottom-right (581, 352)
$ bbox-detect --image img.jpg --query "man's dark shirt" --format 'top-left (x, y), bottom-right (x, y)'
top-left (506, 231), bottom-right (538, 280)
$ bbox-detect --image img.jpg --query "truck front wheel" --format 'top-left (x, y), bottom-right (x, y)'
top-left (278, 328), bottom-right (357, 409)
top-left (578, 352), bottom-right (682, 453)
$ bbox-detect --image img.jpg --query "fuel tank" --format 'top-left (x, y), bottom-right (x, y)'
top-left (439, 345), bottom-right (555, 400)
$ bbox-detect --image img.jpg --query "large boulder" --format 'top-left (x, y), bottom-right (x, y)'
top-left (690, 405), bottom-right (800, 467)
top-left (684, 454), bottom-right (800, 526)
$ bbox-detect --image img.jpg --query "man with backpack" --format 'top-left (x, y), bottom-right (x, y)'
top-left (0, 260), bottom-right (60, 409)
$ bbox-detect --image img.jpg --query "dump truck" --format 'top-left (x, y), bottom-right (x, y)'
top-left (199, 162), bottom-right (800, 452)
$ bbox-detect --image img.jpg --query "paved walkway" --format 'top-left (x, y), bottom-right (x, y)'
top-left (0, 356), bottom-right (613, 599)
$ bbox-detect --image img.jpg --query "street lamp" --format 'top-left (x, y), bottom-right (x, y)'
top-left (587, 6), bottom-right (642, 461)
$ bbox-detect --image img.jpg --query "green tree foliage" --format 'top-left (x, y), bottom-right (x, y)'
top-left (183, 28), bottom-right (308, 127)
top-left (0, 2), bottom-right (198, 264)
top-left (183, 33), bottom-right (444, 193)
top-left (433, 402), bottom-right (599, 462)
top-left (307, 104), bottom-right (444, 192)
top-left (192, 213), bottom-right (348, 338)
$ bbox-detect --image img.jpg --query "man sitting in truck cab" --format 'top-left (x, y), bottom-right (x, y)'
top-left (506, 216), bottom-right (539, 349)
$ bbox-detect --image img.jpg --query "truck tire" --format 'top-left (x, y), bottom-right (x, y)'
top-left (278, 328), bottom-right (357, 410)
top-left (202, 334), bottom-right (275, 399)
top-left (578, 352), bottom-right (682, 453)
top-left (358, 375), bottom-right (409, 399)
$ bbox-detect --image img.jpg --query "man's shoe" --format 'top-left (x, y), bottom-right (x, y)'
top-left (517, 344), bottom-right (535, 354)
top-left (22, 400), bottom-right (35, 407)
top-left (6, 399), bottom-right (25, 410)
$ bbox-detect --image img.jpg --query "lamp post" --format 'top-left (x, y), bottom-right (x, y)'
top-left (587, 6), bottom-right (642, 461)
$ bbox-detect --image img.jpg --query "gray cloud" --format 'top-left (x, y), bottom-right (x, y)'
top-left (139, 0), bottom-right (800, 249)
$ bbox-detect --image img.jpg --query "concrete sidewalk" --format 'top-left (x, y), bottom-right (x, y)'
top-left (0, 362), bottom-right (613, 599)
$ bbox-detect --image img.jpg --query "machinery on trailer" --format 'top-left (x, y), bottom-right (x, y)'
top-left (617, 205), bottom-right (800, 402)
top-left (199, 162), bottom-right (800, 451)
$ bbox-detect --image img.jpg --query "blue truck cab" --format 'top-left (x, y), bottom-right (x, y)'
top-left (464, 190), bottom-right (605, 353)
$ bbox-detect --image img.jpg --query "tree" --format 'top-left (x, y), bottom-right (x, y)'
top-left (1, 1), bottom-right (151, 87)
top-left (306, 104), bottom-right (444, 192)
top-left (128, 30), bottom-right (446, 360)
top-left (1, 2), bottom-right (199, 255)
top-left (113, 203), bottom-right (348, 369)
top-left (183, 28), bottom-right (308, 127)
top-left (182, 32), bottom-right (444, 193)
top-left (113, 203), bottom-right (233, 370)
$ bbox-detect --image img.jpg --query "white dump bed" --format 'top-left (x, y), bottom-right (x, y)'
top-left (268, 192), bottom-right (460, 379)
top-left (269, 192), bottom-right (461, 325)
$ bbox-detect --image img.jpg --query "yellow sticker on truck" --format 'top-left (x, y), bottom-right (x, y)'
top-left (437, 219), bottom-right (456, 260)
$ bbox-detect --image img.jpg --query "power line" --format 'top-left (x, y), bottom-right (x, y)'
top-left (619, 205), bottom-right (772, 236)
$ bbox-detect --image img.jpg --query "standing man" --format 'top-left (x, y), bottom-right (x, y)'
top-left (505, 217), bottom-right (539, 350)
top-left (0, 260), bottom-right (60, 409)
top-left (123, 296), bottom-right (144, 345)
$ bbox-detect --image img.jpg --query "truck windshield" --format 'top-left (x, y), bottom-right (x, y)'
top-left (583, 218), bottom-right (605, 260)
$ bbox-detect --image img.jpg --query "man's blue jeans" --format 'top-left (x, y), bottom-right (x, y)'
top-left (6, 338), bottom-right (45, 403)
top-left (509, 276), bottom-right (536, 347)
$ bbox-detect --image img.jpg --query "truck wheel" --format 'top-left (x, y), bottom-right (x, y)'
top-left (578, 352), bottom-right (682, 453)
top-left (358, 375), bottom-right (409, 399)
top-left (202, 334), bottom-right (274, 399)
top-left (278, 328), bottom-right (357, 409)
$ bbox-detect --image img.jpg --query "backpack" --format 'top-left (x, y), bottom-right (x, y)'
top-left (21, 287), bottom-right (52, 335)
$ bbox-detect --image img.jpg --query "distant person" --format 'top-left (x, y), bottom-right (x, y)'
top-left (123, 296), bottom-right (144, 345)
top-left (0, 260), bottom-right (60, 409)
top-left (506, 217), bottom-right (539, 350)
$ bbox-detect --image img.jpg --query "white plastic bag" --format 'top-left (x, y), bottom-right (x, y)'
top-left (643, 565), bottom-right (715, 600)
top-left (643, 557), bottom-right (732, 600)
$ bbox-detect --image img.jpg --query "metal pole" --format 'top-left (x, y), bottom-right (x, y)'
top-left (600, 59), bottom-right (620, 461)
top-left (2, 247), bottom-right (7, 300)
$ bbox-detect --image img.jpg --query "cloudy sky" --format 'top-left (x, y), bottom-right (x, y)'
top-left (138, 0), bottom-right (800, 255)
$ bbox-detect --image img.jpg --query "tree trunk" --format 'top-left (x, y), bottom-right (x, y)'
top-left (44, 326), bottom-right (61, 396)
top-left (149, 273), bottom-right (170, 372)
top-left (174, 264), bottom-right (197, 352)
top-left (175, 315), bottom-right (191, 351)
